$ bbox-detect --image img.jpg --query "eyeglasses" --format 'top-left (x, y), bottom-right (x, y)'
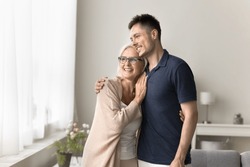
top-left (118, 56), bottom-right (143, 64)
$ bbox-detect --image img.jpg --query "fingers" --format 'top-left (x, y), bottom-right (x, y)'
top-left (94, 77), bottom-right (108, 94)
top-left (137, 72), bottom-right (147, 85)
top-left (95, 84), bottom-right (103, 94)
top-left (179, 110), bottom-right (185, 122)
top-left (134, 73), bottom-right (147, 104)
top-left (135, 73), bottom-right (146, 92)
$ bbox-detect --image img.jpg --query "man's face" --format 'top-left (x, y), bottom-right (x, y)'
top-left (129, 23), bottom-right (154, 58)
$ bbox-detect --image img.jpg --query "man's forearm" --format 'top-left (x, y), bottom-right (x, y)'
top-left (174, 101), bottom-right (198, 163)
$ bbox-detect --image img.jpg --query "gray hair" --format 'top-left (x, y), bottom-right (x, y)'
top-left (117, 44), bottom-right (147, 76)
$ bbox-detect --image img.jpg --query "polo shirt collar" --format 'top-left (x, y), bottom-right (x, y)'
top-left (146, 49), bottom-right (169, 73)
top-left (157, 49), bottom-right (169, 68)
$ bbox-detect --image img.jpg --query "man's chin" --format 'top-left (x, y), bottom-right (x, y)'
top-left (139, 52), bottom-right (146, 58)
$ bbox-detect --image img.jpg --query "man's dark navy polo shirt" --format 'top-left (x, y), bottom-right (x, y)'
top-left (137, 49), bottom-right (197, 165)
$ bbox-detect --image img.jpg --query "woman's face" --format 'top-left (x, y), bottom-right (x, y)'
top-left (118, 46), bottom-right (145, 80)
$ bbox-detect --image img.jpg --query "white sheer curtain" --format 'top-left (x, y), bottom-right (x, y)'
top-left (0, 0), bottom-right (77, 156)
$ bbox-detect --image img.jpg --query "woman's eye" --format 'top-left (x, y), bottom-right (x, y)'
top-left (131, 59), bottom-right (137, 63)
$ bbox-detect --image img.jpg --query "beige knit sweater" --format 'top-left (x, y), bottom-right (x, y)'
top-left (82, 77), bottom-right (141, 167)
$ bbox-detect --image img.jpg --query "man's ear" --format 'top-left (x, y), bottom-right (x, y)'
top-left (151, 29), bottom-right (158, 40)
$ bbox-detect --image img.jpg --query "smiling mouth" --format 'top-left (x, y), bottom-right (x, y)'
top-left (124, 68), bottom-right (132, 72)
top-left (136, 46), bottom-right (141, 53)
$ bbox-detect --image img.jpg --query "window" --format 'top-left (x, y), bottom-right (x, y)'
top-left (0, 0), bottom-right (77, 156)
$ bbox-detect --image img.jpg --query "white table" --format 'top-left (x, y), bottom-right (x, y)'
top-left (192, 123), bottom-right (250, 149)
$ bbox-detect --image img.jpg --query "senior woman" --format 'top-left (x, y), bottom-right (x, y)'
top-left (82, 44), bottom-right (147, 167)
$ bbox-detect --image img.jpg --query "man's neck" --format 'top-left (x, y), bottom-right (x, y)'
top-left (147, 46), bottom-right (164, 71)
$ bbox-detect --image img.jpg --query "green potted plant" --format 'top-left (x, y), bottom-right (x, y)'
top-left (53, 121), bottom-right (90, 167)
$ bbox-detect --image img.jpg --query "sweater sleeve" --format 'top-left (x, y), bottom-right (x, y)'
top-left (96, 78), bottom-right (141, 133)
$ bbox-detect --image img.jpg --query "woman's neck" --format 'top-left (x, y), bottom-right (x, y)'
top-left (121, 79), bottom-right (135, 105)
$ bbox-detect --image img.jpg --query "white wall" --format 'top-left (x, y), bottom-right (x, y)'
top-left (75, 0), bottom-right (250, 126)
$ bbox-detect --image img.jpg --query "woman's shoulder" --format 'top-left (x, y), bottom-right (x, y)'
top-left (101, 76), bottom-right (122, 97)
top-left (105, 76), bottom-right (122, 89)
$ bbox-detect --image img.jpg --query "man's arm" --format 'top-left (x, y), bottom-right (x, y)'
top-left (170, 101), bottom-right (198, 167)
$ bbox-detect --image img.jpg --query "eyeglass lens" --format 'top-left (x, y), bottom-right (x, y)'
top-left (118, 56), bottom-right (142, 64)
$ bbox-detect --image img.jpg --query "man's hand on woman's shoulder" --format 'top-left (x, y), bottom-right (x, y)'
top-left (95, 77), bottom-right (108, 93)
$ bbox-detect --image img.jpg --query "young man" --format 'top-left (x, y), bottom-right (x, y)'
top-left (128, 14), bottom-right (197, 167)
top-left (96, 14), bottom-right (198, 167)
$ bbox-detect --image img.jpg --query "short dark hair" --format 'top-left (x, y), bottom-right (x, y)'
top-left (128, 14), bottom-right (161, 40)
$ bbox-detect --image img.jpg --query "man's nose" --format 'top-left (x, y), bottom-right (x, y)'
top-left (132, 42), bottom-right (138, 47)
